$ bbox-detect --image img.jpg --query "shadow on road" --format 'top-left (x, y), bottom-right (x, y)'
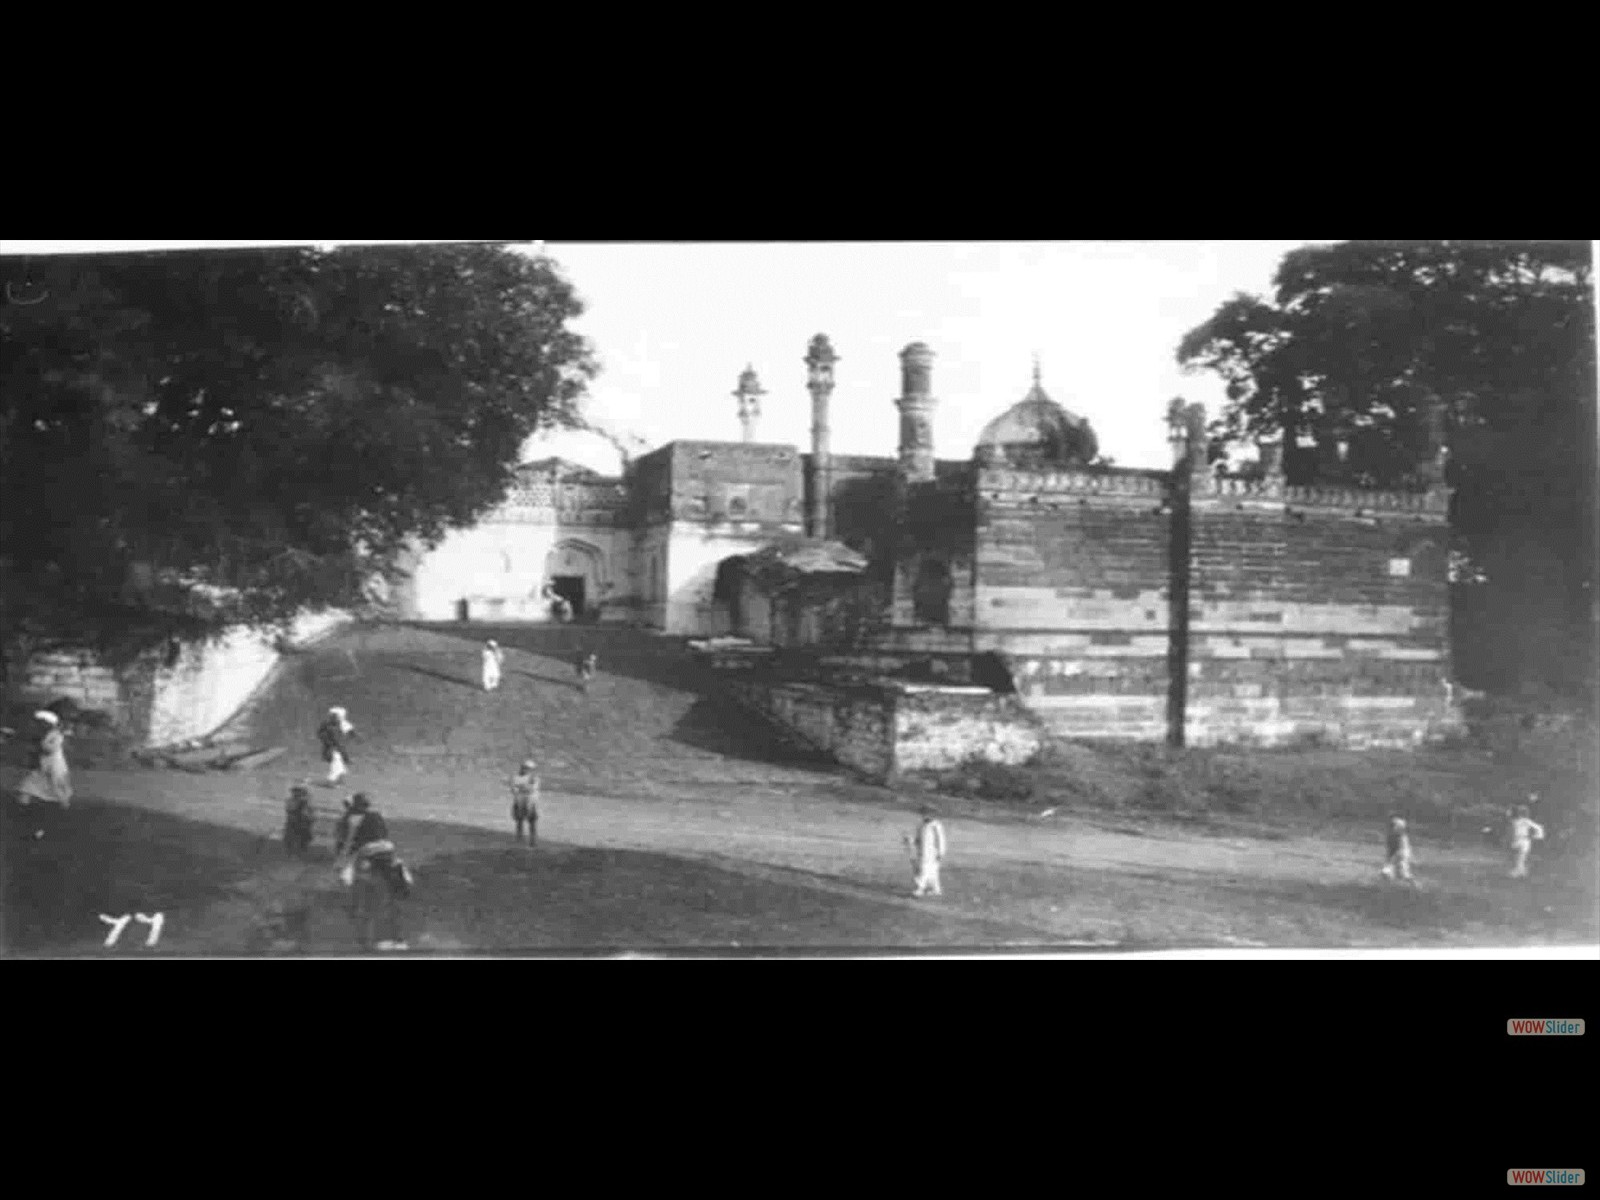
top-left (390, 663), bottom-right (482, 691)
top-left (1205, 869), bottom-right (1599, 943)
top-left (514, 670), bottom-right (583, 691)
top-left (401, 840), bottom-right (1033, 951)
top-left (669, 697), bottom-right (837, 770)
top-left (1, 798), bottom-right (272, 955)
top-left (1, 793), bottom-right (1036, 955)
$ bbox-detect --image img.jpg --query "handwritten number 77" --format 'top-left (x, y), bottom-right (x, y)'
top-left (99, 913), bottom-right (164, 947)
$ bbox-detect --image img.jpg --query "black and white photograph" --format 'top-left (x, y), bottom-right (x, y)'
top-left (2, 238), bottom-right (1595, 959)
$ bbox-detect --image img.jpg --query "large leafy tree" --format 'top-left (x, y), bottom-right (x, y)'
top-left (1177, 240), bottom-right (1597, 696)
top-left (1, 243), bottom-right (597, 661)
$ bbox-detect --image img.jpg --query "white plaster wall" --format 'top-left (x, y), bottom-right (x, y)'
top-left (636, 525), bottom-right (671, 628)
top-left (146, 628), bottom-right (279, 747)
top-left (663, 524), bottom-right (786, 635)
top-left (144, 608), bottom-right (349, 747)
top-left (20, 610), bottom-right (350, 744)
top-left (408, 521), bottom-right (629, 621)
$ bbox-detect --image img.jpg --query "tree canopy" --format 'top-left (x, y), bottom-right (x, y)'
top-left (1177, 240), bottom-right (1597, 695)
top-left (1, 243), bottom-right (597, 659)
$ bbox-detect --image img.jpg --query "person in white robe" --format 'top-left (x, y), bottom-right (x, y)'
top-left (905, 810), bottom-right (947, 898)
top-left (482, 640), bottom-right (504, 692)
top-left (15, 710), bottom-right (72, 840)
top-left (1508, 804), bottom-right (1545, 878)
top-left (1380, 816), bottom-right (1417, 886)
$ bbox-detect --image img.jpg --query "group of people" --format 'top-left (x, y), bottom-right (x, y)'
top-left (480, 639), bottom-right (599, 695)
top-left (1380, 797), bottom-right (1549, 887)
top-left (295, 697), bottom-right (551, 950)
top-left (12, 634), bottom-right (1573, 953)
top-left (280, 782), bottom-right (412, 951)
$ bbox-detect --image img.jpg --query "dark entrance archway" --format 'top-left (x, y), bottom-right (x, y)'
top-left (551, 575), bottom-right (586, 619)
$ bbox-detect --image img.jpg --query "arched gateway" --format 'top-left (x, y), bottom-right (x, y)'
top-left (544, 539), bottom-right (606, 619)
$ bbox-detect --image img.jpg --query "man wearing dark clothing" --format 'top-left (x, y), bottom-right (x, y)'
top-left (509, 760), bottom-right (540, 845)
top-left (336, 793), bottom-right (408, 950)
top-left (284, 785), bottom-right (314, 855)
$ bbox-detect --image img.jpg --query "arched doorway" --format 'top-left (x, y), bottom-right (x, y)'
top-left (913, 556), bottom-right (952, 626)
top-left (543, 539), bottom-right (605, 621)
top-left (713, 555), bottom-right (747, 635)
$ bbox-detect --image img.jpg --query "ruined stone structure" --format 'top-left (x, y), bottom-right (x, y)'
top-left (7, 610), bottom-right (349, 749)
top-left (401, 335), bottom-right (1459, 750)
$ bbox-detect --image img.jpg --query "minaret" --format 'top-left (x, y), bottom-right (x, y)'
top-left (895, 341), bottom-right (937, 483)
top-left (1419, 393), bottom-right (1450, 494)
top-left (805, 334), bottom-right (839, 539)
top-left (734, 365), bottom-right (765, 443)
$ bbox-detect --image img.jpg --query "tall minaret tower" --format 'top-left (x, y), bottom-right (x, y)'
top-left (895, 342), bottom-right (938, 483)
top-left (805, 334), bottom-right (839, 538)
top-left (734, 364), bottom-right (765, 443)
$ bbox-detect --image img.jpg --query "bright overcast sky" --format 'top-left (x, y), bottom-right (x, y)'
top-left (537, 241), bottom-right (1336, 473)
top-left (2, 239), bottom-right (1336, 473)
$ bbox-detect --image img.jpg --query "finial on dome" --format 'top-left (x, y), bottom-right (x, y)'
top-left (1032, 353), bottom-right (1041, 389)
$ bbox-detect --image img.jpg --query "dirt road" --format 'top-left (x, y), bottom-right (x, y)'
top-left (4, 624), bottom-right (1592, 954)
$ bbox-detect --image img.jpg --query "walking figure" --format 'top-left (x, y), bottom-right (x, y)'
top-left (13, 709), bottom-right (72, 841)
top-left (284, 784), bottom-right (315, 855)
top-left (335, 793), bottom-right (411, 951)
top-left (575, 652), bottom-right (598, 694)
top-left (1380, 816), bottom-right (1417, 886)
top-left (905, 809), bottom-right (947, 898)
top-left (510, 759), bottom-right (541, 845)
top-left (318, 706), bottom-right (355, 786)
top-left (1508, 803), bottom-right (1546, 878)
top-left (482, 639), bottom-right (504, 692)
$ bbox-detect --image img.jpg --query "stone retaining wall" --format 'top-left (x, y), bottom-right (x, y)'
top-left (10, 610), bottom-right (350, 748)
top-left (724, 676), bottom-right (1043, 784)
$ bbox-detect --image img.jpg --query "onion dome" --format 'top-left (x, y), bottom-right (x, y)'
top-left (975, 359), bottom-right (1098, 468)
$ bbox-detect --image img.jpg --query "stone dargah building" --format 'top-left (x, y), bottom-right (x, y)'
top-left (395, 336), bottom-right (1459, 749)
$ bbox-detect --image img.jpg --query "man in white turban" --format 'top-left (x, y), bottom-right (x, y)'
top-left (15, 710), bottom-right (72, 840)
top-left (318, 706), bottom-right (355, 785)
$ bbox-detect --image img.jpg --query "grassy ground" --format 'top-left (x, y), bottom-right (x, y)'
top-left (925, 709), bottom-right (1598, 849)
top-left (3, 622), bottom-right (1595, 955)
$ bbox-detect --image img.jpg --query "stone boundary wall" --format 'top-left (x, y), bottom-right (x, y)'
top-left (15, 651), bottom-right (124, 718)
top-left (892, 686), bottom-right (1045, 774)
top-left (704, 457), bottom-right (1463, 754)
top-left (949, 464), bottom-right (1458, 748)
top-left (1185, 483), bottom-right (1457, 748)
top-left (723, 676), bottom-right (1043, 784)
top-left (973, 466), bottom-right (1173, 741)
top-left (12, 610), bottom-right (350, 748)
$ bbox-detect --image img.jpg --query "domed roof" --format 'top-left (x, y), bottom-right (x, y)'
top-left (975, 363), bottom-right (1098, 468)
